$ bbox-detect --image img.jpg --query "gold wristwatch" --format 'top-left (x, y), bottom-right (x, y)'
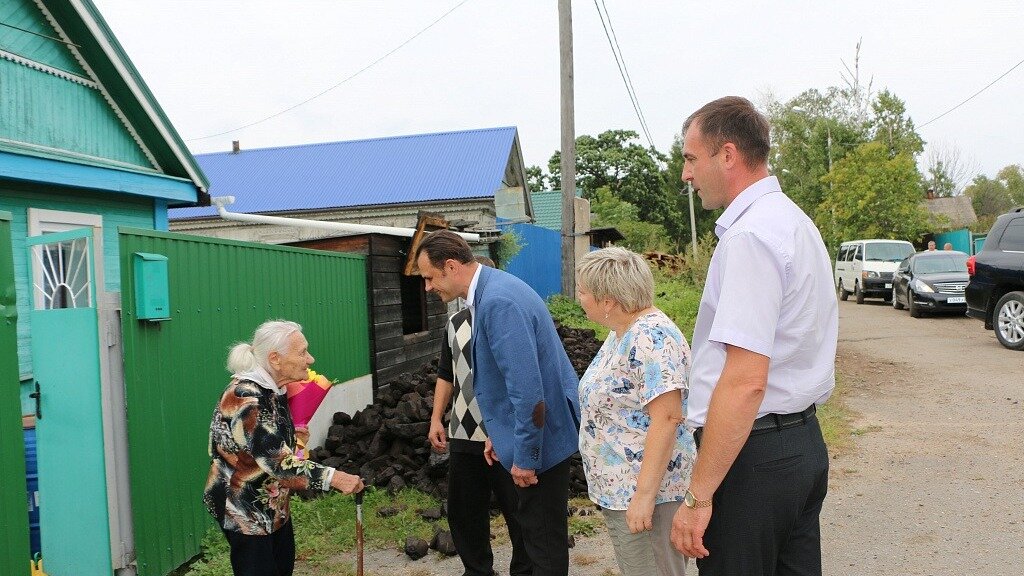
top-left (683, 489), bottom-right (712, 509)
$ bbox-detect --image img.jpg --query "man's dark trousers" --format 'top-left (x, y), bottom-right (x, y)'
top-left (448, 440), bottom-right (532, 576)
top-left (513, 456), bottom-right (572, 576)
top-left (697, 415), bottom-right (829, 576)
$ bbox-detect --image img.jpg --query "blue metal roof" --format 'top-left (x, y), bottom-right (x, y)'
top-left (170, 126), bottom-right (518, 219)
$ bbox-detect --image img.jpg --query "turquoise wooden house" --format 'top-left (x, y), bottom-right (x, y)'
top-left (0, 0), bottom-right (207, 574)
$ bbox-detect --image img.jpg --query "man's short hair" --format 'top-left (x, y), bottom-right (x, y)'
top-left (683, 96), bottom-right (770, 169)
top-left (416, 230), bottom-right (474, 269)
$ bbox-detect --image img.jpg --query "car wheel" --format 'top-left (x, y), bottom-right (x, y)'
top-left (837, 281), bottom-right (849, 301)
top-left (892, 286), bottom-right (904, 310)
top-left (908, 291), bottom-right (922, 318)
top-left (994, 291), bottom-right (1024, 350)
top-left (855, 282), bottom-right (865, 304)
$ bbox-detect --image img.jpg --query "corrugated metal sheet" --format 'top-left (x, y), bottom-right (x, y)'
top-left (0, 0), bottom-right (86, 76)
top-left (0, 211), bottom-right (32, 575)
top-left (119, 228), bottom-right (370, 576)
top-left (528, 189), bottom-right (582, 231)
top-left (170, 127), bottom-right (518, 219)
top-left (502, 222), bottom-right (562, 299)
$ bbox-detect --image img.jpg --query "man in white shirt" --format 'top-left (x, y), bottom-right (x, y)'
top-left (670, 96), bottom-right (837, 575)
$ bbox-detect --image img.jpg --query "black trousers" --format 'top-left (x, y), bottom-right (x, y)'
top-left (448, 445), bottom-right (532, 576)
top-left (514, 456), bottom-right (572, 576)
top-left (222, 520), bottom-right (295, 576)
top-left (696, 414), bottom-right (829, 576)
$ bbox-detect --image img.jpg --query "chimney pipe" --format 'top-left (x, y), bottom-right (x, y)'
top-left (232, 141), bottom-right (240, 154)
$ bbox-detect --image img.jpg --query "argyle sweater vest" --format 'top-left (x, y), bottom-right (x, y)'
top-left (447, 308), bottom-right (488, 442)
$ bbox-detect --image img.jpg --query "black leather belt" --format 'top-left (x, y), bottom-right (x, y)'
top-left (694, 405), bottom-right (816, 446)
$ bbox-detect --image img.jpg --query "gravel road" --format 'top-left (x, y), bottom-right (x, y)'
top-left (309, 297), bottom-right (1024, 575)
top-left (822, 298), bottom-right (1023, 575)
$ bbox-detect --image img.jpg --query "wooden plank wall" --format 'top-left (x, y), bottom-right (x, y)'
top-left (289, 234), bottom-right (447, 390)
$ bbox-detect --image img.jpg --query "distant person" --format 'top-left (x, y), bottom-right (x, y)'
top-left (429, 255), bottom-right (531, 576)
top-left (576, 247), bottom-right (694, 576)
top-left (205, 320), bottom-right (363, 576)
top-left (943, 243), bottom-right (953, 251)
top-left (927, 240), bottom-right (937, 251)
top-left (670, 96), bottom-right (836, 575)
top-left (417, 230), bottom-right (581, 576)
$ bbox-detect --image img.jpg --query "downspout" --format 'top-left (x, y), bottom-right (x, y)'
top-left (210, 196), bottom-right (481, 242)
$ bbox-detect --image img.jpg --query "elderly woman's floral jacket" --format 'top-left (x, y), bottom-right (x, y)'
top-left (204, 378), bottom-right (331, 535)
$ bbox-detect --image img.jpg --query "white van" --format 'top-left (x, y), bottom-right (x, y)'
top-left (834, 239), bottom-right (915, 304)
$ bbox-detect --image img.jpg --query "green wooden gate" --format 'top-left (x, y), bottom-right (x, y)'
top-left (0, 211), bottom-right (31, 575)
top-left (118, 228), bottom-right (370, 576)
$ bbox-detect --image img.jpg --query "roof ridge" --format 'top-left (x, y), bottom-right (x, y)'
top-left (196, 125), bottom-right (517, 157)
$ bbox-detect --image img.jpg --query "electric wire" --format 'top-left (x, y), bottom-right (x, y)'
top-left (599, 0), bottom-right (653, 146)
top-left (0, 21), bottom-right (79, 46)
top-left (187, 0), bottom-right (471, 142)
top-left (919, 56), bottom-right (1024, 128)
top-left (592, 0), bottom-right (655, 149)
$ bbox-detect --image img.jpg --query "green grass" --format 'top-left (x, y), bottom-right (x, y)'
top-left (547, 273), bottom-right (704, 342)
top-left (183, 488), bottom-right (447, 576)
top-left (817, 374), bottom-right (854, 456)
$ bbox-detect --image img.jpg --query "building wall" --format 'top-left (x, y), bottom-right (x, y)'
top-left (289, 234), bottom-right (448, 388)
top-left (0, 182), bottom-right (154, 409)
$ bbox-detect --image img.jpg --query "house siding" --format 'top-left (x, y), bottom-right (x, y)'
top-left (0, 182), bottom-right (154, 407)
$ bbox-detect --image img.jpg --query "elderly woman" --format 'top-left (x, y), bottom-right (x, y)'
top-left (204, 320), bottom-right (363, 576)
top-left (576, 247), bottom-right (695, 576)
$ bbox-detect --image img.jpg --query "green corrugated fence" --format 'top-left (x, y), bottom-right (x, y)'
top-left (0, 211), bottom-right (31, 575)
top-left (118, 228), bottom-right (370, 576)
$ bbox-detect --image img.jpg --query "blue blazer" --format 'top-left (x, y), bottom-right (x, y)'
top-left (472, 266), bottom-right (581, 473)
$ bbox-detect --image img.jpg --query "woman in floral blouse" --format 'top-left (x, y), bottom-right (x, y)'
top-left (204, 320), bottom-right (363, 576)
top-left (576, 248), bottom-right (695, 576)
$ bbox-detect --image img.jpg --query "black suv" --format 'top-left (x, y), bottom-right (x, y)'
top-left (965, 207), bottom-right (1024, 350)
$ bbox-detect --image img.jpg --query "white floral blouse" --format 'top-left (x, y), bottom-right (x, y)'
top-left (578, 310), bottom-right (696, 510)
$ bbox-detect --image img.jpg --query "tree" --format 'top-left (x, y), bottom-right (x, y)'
top-left (659, 137), bottom-right (719, 250)
top-left (526, 165), bottom-right (550, 192)
top-left (996, 164), bottom-right (1024, 206)
top-left (818, 142), bottom-right (930, 249)
top-left (965, 174), bottom-right (1012, 218)
top-left (590, 187), bottom-right (671, 252)
top-left (547, 130), bottom-right (686, 249)
top-left (923, 142), bottom-right (978, 197)
top-left (871, 89), bottom-right (924, 158)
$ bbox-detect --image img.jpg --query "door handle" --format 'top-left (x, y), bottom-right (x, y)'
top-left (28, 381), bottom-right (41, 419)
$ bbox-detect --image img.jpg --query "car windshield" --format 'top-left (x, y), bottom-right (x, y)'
top-left (864, 242), bottom-right (914, 262)
top-left (913, 254), bottom-right (968, 274)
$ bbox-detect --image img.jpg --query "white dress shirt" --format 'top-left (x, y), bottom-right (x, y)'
top-left (687, 175), bottom-right (838, 427)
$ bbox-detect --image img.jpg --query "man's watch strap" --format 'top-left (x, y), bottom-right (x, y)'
top-left (684, 489), bottom-right (713, 509)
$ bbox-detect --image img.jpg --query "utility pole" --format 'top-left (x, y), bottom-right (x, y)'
top-left (687, 183), bottom-right (697, 255)
top-left (558, 0), bottom-right (576, 297)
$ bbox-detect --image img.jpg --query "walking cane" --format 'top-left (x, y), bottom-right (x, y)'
top-left (355, 487), bottom-right (365, 576)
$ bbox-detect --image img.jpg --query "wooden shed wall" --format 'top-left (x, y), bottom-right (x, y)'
top-left (289, 234), bottom-right (447, 388)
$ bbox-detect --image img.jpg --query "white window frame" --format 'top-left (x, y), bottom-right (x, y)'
top-left (27, 208), bottom-right (104, 309)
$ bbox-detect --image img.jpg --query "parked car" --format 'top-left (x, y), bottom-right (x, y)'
top-left (965, 207), bottom-right (1024, 350)
top-left (835, 239), bottom-right (915, 304)
top-left (891, 251), bottom-right (969, 317)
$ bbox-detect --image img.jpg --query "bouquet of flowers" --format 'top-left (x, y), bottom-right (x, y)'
top-left (286, 369), bottom-right (337, 458)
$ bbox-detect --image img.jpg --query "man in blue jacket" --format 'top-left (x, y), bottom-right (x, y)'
top-left (416, 230), bottom-right (581, 576)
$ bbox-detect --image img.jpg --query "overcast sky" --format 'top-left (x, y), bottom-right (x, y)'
top-left (91, 0), bottom-right (1024, 183)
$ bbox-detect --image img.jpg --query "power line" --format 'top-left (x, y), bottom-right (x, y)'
top-left (188, 0), bottom-right (471, 142)
top-left (599, 0), bottom-right (654, 145)
top-left (919, 56), bottom-right (1024, 128)
top-left (0, 21), bottom-right (79, 47)
top-left (592, 0), bottom-right (655, 149)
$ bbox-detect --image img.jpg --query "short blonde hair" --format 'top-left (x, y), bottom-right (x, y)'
top-left (576, 247), bottom-right (654, 313)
